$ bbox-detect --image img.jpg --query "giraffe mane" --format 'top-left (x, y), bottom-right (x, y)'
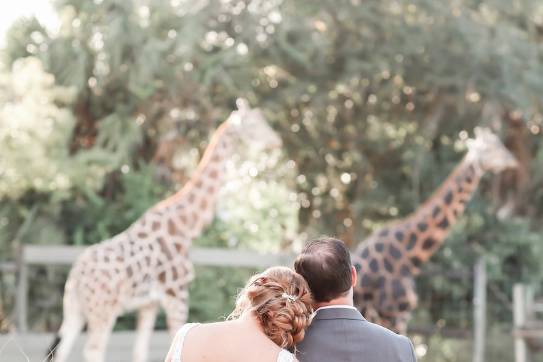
top-left (405, 155), bottom-right (472, 220)
top-left (154, 121), bottom-right (231, 210)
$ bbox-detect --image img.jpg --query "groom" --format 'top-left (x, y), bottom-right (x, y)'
top-left (294, 237), bottom-right (417, 362)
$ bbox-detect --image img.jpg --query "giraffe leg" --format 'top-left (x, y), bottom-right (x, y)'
top-left (132, 303), bottom-right (159, 362)
top-left (393, 284), bottom-right (417, 334)
top-left (83, 311), bottom-right (117, 362)
top-left (376, 314), bottom-right (395, 332)
top-left (365, 305), bottom-right (399, 333)
top-left (361, 305), bottom-right (381, 325)
top-left (375, 310), bottom-right (412, 334)
top-left (51, 290), bottom-right (85, 362)
top-left (394, 312), bottom-right (411, 335)
top-left (161, 288), bottom-right (189, 336)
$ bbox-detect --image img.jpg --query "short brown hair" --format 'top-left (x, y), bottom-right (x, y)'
top-left (229, 266), bottom-right (313, 349)
top-left (294, 237), bottom-right (352, 303)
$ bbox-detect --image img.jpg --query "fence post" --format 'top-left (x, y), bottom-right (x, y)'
top-left (15, 244), bottom-right (28, 332)
top-left (513, 284), bottom-right (529, 362)
top-left (526, 286), bottom-right (535, 323)
top-left (11, 208), bottom-right (37, 333)
top-left (473, 257), bottom-right (487, 362)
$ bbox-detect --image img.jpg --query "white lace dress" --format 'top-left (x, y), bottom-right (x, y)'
top-left (171, 323), bottom-right (295, 362)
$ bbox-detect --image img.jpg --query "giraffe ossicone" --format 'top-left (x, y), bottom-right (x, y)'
top-left (353, 127), bottom-right (518, 334)
top-left (48, 100), bottom-right (281, 362)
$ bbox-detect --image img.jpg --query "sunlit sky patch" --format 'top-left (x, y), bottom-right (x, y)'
top-left (0, 0), bottom-right (58, 48)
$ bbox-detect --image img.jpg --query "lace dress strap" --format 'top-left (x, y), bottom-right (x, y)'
top-left (277, 349), bottom-right (295, 362)
top-left (172, 323), bottom-right (200, 362)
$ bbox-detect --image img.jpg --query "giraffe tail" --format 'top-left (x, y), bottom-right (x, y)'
top-left (45, 335), bottom-right (61, 361)
top-left (46, 277), bottom-right (85, 362)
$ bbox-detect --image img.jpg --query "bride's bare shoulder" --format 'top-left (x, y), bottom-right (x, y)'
top-left (202, 319), bottom-right (240, 329)
top-left (186, 319), bottom-right (240, 337)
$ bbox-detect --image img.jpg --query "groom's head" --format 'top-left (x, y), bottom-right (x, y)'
top-left (294, 237), bottom-right (355, 304)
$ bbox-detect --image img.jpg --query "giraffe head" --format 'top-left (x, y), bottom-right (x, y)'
top-left (227, 98), bottom-right (282, 149)
top-left (466, 127), bottom-right (518, 173)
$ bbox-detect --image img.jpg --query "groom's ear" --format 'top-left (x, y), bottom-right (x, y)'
top-left (350, 266), bottom-right (357, 287)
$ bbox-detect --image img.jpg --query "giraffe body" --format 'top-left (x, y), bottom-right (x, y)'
top-left (352, 128), bottom-right (518, 333)
top-left (50, 100), bottom-right (281, 362)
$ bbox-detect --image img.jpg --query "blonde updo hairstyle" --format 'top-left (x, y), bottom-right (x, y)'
top-left (229, 266), bottom-right (313, 349)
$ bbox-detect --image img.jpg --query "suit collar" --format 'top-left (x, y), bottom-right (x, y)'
top-left (315, 305), bottom-right (358, 313)
top-left (313, 307), bottom-right (366, 321)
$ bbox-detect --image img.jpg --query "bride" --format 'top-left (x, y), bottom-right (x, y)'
top-left (165, 266), bottom-right (314, 362)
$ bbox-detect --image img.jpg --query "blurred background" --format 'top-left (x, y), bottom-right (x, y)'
top-left (1, 0), bottom-right (543, 361)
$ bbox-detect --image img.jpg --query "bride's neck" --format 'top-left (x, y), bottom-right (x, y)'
top-left (238, 310), bottom-right (264, 332)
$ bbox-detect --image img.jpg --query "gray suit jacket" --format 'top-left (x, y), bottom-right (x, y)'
top-left (296, 308), bottom-right (416, 362)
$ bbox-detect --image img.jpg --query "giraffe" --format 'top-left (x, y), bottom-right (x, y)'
top-left (48, 99), bottom-right (281, 362)
top-left (351, 127), bottom-right (518, 334)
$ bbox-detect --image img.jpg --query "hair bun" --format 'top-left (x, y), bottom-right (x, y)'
top-left (232, 267), bottom-right (313, 349)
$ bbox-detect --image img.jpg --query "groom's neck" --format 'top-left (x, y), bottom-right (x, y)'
top-left (314, 290), bottom-right (354, 309)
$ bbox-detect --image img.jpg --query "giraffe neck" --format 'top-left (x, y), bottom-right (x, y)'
top-left (144, 120), bottom-right (237, 239)
top-left (398, 155), bottom-right (485, 271)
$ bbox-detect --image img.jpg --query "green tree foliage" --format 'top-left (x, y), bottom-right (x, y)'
top-left (1, 0), bottom-right (543, 342)
top-left (0, 57), bottom-right (118, 200)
